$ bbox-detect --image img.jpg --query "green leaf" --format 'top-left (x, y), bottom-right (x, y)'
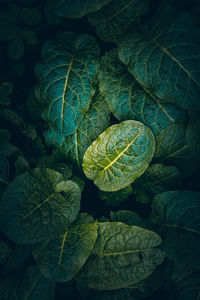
top-left (0, 9), bottom-right (14, 26)
top-left (132, 163), bottom-right (181, 203)
top-left (47, 0), bottom-right (112, 19)
top-left (0, 25), bottom-right (18, 41)
top-left (88, 0), bottom-right (149, 43)
top-left (0, 168), bottom-right (81, 244)
top-left (118, 9), bottom-right (200, 110)
top-left (45, 91), bottom-right (110, 168)
top-left (33, 223), bottom-right (98, 282)
top-left (21, 8), bottom-right (42, 25)
top-left (35, 32), bottom-right (100, 137)
top-left (8, 36), bottom-right (24, 60)
top-left (152, 190), bottom-right (200, 269)
top-left (110, 210), bottom-right (143, 226)
top-left (99, 49), bottom-right (188, 159)
top-left (76, 222), bottom-right (165, 290)
top-left (83, 120), bottom-right (155, 192)
top-left (0, 266), bottom-right (55, 300)
top-left (99, 185), bottom-right (133, 206)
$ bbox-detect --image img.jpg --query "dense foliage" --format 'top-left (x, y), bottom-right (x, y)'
top-left (0, 0), bottom-right (200, 299)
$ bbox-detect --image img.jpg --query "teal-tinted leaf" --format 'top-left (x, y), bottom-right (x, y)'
top-left (132, 163), bottom-right (181, 203)
top-left (99, 185), bottom-right (133, 206)
top-left (0, 241), bottom-right (10, 264)
top-left (110, 210), bottom-right (143, 226)
top-left (118, 10), bottom-right (200, 110)
top-left (0, 168), bottom-right (81, 244)
top-left (45, 91), bottom-right (110, 168)
top-left (74, 213), bottom-right (95, 225)
top-left (21, 27), bottom-right (38, 46)
top-left (88, 0), bottom-right (149, 43)
top-left (0, 266), bottom-right (55, 300)
top-left (83, 120), bottom-right (155, 192)
top-left (172, 263), bottom-right (200, 300)
top-left (35, 32), bottom-right (100, 136)
top-left (47, 0), bottom-right (112, 19)
top-left (70, 173), bottom-right (85, 192)
top-left (21, 8), bottom-right (42, 26)
top-left (152, 190), bottom-right (200, 268)
top-left (0, 82), bottom-right (13, 97)
top-left (76, 222), bottom-right (165, 290)
top-left (0, 25), bottom-right (18, 41)
top-left (0, 155), bottom-right (9, 185)
top-left (44, 0), bottom-right (62, 25)
top-left (8, 36), bottom-right (24, 60)
top-left (33, 223), bottom-right (98, 282)
top-left (99, 49), bottom-right (188, 159)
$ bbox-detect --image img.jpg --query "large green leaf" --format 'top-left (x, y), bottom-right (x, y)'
top-left (152, 190), bottom-right (200, 269)
top-left (0, 266), bottom-right (55, 300)
top-left (0, 168), bottom-right (81, 244)
top-left (47, 0), bottom-right (112, 19)
top-left (88, 0), bottom-right (149, 43)
top-left (83, 120), bottom-right (155, 191)
top-left (33, 223), bottom-right (98, 282)
top-left (44, 91), bottom-right (110, 168)
top-left (76, 222), bottom-right (165, 290)
top-left (99, 49), bottom-right (188, 159)
top-left (118, 9), bottom-right (200, 110)
top-left (35, 32), bottom-right (100, 137)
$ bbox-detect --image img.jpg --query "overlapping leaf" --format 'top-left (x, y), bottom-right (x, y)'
top-left (88, 0), bottom-right (149, 43)
top-left (35, 32), bottom-right (100, 137)
top-left (33, 223), bottom-right (98, 282)
top-left (118, 9), bottom-right (200, 110)
top-left (76, 222), bottom-right (165, 290)
top-left (83, 120), bottom-right (155, 191)
top-left (0, 168), bottom-right (81, 244)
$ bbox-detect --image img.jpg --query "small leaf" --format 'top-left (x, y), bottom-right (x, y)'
top-left (0, 82), bottom-right (13, 97)
top-left (8, 36), bottom-right (24, 60)
top-left (21, 27), bottom-right (38, 45)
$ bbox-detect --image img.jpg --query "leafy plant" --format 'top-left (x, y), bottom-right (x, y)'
top-left (0, 0), bottom-right (200, 299)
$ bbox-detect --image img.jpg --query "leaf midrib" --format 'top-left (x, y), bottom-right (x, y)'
top-left (96, 248), bottom-right (157, 256)
top-left (103, 131), bottom-right (140, 171)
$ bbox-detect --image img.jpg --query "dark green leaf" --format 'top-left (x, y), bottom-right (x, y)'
top-left (0, 25), bottom-right (18, 41)
top-left (99, 185), bottom-right (133, 206)
top-left (76, 222), bottom-right (165, 290)
top-left (0, 168), bottom-right (81, 244)
top-left (33, 223), bottom-right (98, 282)
top-left (21, 8), bottom-right (42, 25)
top-left (21, 27), bottom-right (38, 46)
top-left (88, 0), bottom-right (149, 42)
top-left (110, 210), bottom-right (143, 226)
top-left (47, 0), bottom-right (112, 19)
top-left (118, 10), bottom-right (200, 110)
top-left (8, 36), bottom-right (24, 60)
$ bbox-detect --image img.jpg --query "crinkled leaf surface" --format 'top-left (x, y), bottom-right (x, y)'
top-left (0, 241), bottom-right (10, 264)
top-left (99, 49), bottom-right (188, 159)
top-left (118, 10), bottom-right (200, 110)
top-left (47, 0), bottom-right (112, 19)
top-left (99, 185), bottom-right (133, 206)
top-left (0, 266), bottom-right (55, 300)
top-left (76, 222), bottom-right (165, 290)
top-left (45, 91), bottom-right (110, 168)
top-left (35, 32), bottom-right (100, 137)
top-left (152, 190), bottom-right (200, 268)
top-left (0, 168), bottom-right (81, 244)
top-left (33, 223), bottom-right (98, 282)
top-left (88, 0), bottom-right (149, 43)
top-left (83, 120), bottom-right (155, 191)
top-left (110, 210), bottom-right (143, 226)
